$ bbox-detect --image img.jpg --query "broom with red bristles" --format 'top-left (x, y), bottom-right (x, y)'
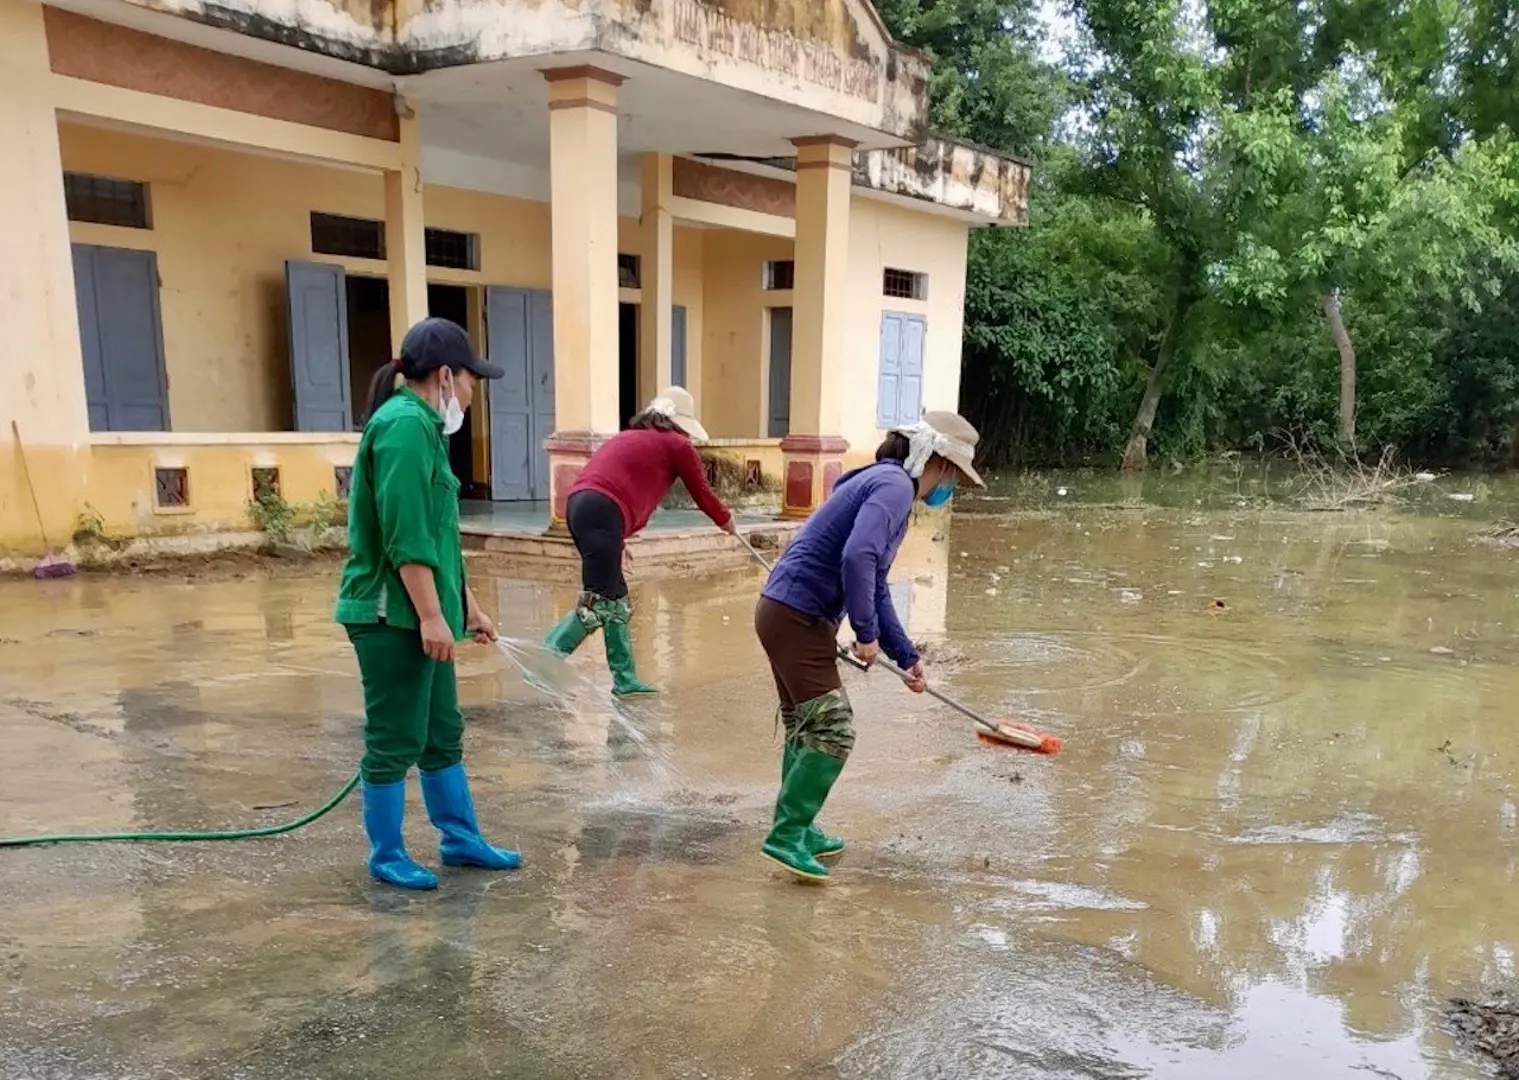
top-left (735, 533), bottom-right (1061, 755)
top-left (839, 649), bottom-right (1062, 755)
top-left (11, 421), bottom-right (75, 580)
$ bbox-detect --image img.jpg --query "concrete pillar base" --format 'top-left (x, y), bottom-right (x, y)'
top-left (545, 432), bottom-right (609, 531)
top-left (779, 435), bottom-right (849, 519)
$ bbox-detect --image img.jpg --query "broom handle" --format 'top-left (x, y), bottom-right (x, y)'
top-left (10, 420), bottom-right (51, 548)
top-left (736, 532), bottom-right (1006, 732)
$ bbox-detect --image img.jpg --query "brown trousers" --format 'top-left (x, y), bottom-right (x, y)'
top-left (754, 597), bottom-right (842, 708)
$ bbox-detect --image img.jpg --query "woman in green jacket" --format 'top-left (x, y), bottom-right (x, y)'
top-left (334, 317), bottom-right (519, 891)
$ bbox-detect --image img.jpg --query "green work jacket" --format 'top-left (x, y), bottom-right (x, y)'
top-left (333, 387), bottom-right (466, 640)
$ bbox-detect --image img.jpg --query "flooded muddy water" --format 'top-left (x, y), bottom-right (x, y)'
top-left (2, 471), bottom-right (1517, 1078)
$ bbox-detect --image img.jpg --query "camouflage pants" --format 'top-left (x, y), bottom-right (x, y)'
top-left (780, 688), bottom-right (856, 763)
top-left (577, 592), bottom-right (632, 631)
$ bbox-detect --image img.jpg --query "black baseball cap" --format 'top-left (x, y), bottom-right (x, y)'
top-left (399, 317), bottom-right (504, 380)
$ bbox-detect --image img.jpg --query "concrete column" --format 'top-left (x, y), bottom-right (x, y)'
top-left (384, 101), bottom-right (427, 349)
top-left (0, 0), bottom-right (93, 556)
top-left (543, 66), bottom-right (622, 528)
top-left (780, 135), bottom-right (856, 519)
top-left (638, 153), bottom-right (674, 404)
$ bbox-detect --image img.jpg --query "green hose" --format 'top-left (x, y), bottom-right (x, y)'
top-left (0, 770), bottom-right (360, 849)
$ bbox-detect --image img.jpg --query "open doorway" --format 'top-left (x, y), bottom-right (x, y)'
top-left (342, 278), bottom-right (478, 490)
top-left (346, 276), bottom-right (392, 425)
top-left (619, 302), bottom-right (639, 428)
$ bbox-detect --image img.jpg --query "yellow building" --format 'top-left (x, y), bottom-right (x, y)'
top-left (0, 0), bottom-right (1028, 560)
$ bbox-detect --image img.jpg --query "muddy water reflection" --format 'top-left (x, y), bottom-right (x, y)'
top-left (1, 495), bottom-right (1516, 1078)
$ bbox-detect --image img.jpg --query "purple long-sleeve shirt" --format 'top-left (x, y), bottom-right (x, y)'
top-left (761, 462), bottom-right (919, 668)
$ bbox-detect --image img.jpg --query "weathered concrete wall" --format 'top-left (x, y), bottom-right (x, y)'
top-left (87, 436), bottom-right (358, 539)
top-left (45, 9), bottom-right (399, 140)
top-left (854, 135), bottom-right (1033, 226)
top-left (72, 0), bottom-right (932, 141)
top-left (606, 0), bottom-right (931, 143)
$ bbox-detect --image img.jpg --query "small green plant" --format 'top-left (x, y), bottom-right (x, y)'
top-left (72, 504), bottom-right (106, 547)
top-left (247, 489), bottom-right (296, 545)
top-left (305, 490), bottom-right (348, 529)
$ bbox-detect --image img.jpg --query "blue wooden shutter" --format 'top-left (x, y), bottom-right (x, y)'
top-left (487, 287), bottom-right (533, 502)
top-left (75, 245), bottom-right (171, 432)
top-left (671, 305), bottom-right (688, 387)
top-left (876, 312), bottom-right (903, 427)
top-left (897, 315), bottom-right (925, 424)
top-left (285, 260), bottom-right (352, 432)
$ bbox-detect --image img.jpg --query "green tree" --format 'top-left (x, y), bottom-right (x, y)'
top-left (1221, 77), bottom-right (1519, 443)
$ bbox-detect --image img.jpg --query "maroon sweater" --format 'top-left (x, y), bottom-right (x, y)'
top-left (570, 429), bottom-right (732, 538)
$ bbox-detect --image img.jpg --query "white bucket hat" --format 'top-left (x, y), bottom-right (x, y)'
top-left (648, 386), bottom-right (709, 442)
top-left (891, 410), bottom-right (986, 488)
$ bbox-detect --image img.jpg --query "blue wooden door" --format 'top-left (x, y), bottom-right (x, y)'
top-left (767, 306), bottom-right (792, 438)
top-left (72, 244), bottom-right (170, 432)
top-left (285, 261), bottom-right (352, 431)
top-left (487, 287), bottom-right (555, 501)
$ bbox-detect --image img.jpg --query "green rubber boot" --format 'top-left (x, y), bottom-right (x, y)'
top-left (762, 746), bottom-right (845, 882)
top-left (782, 742), bottom-right (845, 860)
top-left (544, 595), bottom-right (602, 657)
top-left (594, 597), bottom-right (657, 697)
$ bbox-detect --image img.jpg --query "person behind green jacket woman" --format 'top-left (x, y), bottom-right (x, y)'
top-left (334, 317), bottom-right (519, 891)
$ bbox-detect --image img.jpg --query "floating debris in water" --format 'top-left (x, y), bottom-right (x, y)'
top-left (1447, 992), bottom-right (1519, 1079)
top-left (1479, 524), bottom-right (1519, 549)
top-left (1450, 493), bottom-right (1477, 503)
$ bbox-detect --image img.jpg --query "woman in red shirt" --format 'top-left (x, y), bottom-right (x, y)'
top-left (544, 386), bottom-right (735, 695)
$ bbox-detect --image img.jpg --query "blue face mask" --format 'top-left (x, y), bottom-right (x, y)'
top-left (923, 478), bottom-right (957, 508)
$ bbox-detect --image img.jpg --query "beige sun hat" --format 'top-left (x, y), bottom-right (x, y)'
top-left (649, 386), bottom-right (709, 442)
top-left (892, 410), bottom-right (986, 488)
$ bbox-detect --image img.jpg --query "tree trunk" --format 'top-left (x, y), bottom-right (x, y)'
top-left (1322, 290), bottom-right (1357, 443)
top-left (1121, 287), bottom-right (1192, 472)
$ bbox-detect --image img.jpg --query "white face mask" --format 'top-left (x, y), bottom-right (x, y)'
top-left (439, 371), bottom-right (465, 437)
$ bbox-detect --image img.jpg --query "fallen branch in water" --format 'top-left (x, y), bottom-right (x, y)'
top-left (1477, 523), bottom-right (1519, 549)
top-left (1283, 438), bottom-right (1419, 511)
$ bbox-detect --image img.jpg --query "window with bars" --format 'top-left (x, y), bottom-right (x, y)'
top-left (763, 260), bottom-right (795, 291)
top-left (64, 172), bottom-right (151, 229)
top-left (334, 466), bottom-right (354, 500)
top-left (310, 212), bottom-right (386, 260)
top-left (618, 254), bottom-right (642, 289)
top-left (154, 468), bottom-right (189, 509)
top-left (251, 468), bottom-right (282, 504)
top-left (882, 268), bottom-right (929, 301)
top-left (425, 228), bottom-right (480, 271)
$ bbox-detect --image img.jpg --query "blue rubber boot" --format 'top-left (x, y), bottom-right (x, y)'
top-left (420, 763), bottom-right (522, 871)
top-left (361, 780), bottom-right (439, 890)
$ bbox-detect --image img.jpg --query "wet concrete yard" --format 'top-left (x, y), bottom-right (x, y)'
top-left (3, 477), bottom-right (1518, 1078)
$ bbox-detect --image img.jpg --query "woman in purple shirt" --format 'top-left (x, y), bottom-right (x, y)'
top-left (755, 411), bottom-right (985, 881)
